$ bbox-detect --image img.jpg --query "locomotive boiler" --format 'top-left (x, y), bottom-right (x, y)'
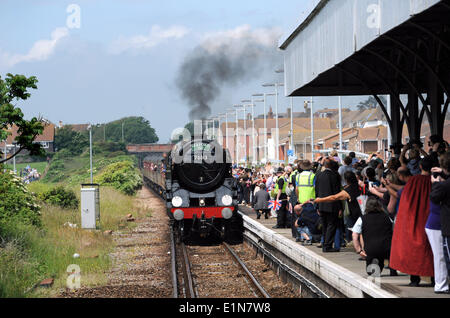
top-left (142, 139), bottom-right (243, 244)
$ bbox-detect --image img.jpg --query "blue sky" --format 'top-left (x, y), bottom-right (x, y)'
top-left (0, 0), bottom-right (364, 142)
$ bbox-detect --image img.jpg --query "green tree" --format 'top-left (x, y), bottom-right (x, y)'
top-left (171, 122), bottom-right (194, 143)
top-left (104, 117), bottom-right (159, 144)
top-left (54, 125), bottom-right (88, 155)
top-left (357, 96), bottom-right (387, 111)
top-left (0, 74), bottom-right (44, 163)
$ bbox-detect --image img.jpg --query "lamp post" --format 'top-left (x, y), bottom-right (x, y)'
top-left (212, 116), bottom-right (220, 140)
top-left (303, 136), bottom-right (310, 159)
top-left (257, 93), bottom-right (275, 163)
top-left (263, 83), bottom-right (284, 164)
top-left (234, 104), bottom-right (243, 165)
top-left (238, 104), bottom-right (248, 163)
top-left (251, 95), bottom-right (266, 164)
top-left (275, 69), bottom-right (295, 153)
top-left (217, 113), bottom-right (226, 145)
top-left (225, 108), bottom-right (234, 150)
top-left (206, 118), bottom-right (213, 140)
top-left (242, 99), bottom-right (256, 165)
top-left (88, 124), bottom-right (93, 184)
top-left (304, 98), bottom-right (315, 161)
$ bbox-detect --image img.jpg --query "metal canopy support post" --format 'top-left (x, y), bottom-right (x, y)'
top-left (390, 94), bottom-right (404, 156)
top-left (338, 96), bottom-right (343, 151)
top-left (406, 91), bottom-right (422, 145)
top-left (428, 73), bottom-right (445, 137)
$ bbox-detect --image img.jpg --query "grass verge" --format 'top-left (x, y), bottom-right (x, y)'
top-left (4, 162), bottom-right (48, 175)
top-left (0, 185), bottom-right (149, 298)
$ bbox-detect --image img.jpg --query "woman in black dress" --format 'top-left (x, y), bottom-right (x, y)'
top-left (361, 197), bottom-right (393, 275)
top-left (313, 171), bottom-right (362, 244)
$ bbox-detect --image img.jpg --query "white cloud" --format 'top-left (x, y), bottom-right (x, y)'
top-left (201, 25), bottom-right (282, 54)
top-left (0, 27), bottom-right (69, 70)
top-left (109, 25), bottom-right (190, 55)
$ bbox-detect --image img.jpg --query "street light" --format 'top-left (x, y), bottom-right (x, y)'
top-left (233, 104), bottom-right (244, 165)
top-left (262, 83), bottom-right (284, 164)
top-left (251, 95), bottom-right (265, 163)
top-left (217, 113), bottom-right (226, 145)
top-left (87, 124), bottom-right (93, 184)
top-left (237, 103), bottom-right (248, 163)
top-left (225, 108), bottom-right (234, 150)
top-left (303, 136), bottom-right (311, 159)
top-left (212, 116), bottom-right (221, 140)
top-left (242, 99), bottom-right (257, 165)
top-left (253, 93), bottom-right (275, 164)
top-left (275, 69), bottom-right (295, 154)
top-left (304, 97), bottom-right (315, 161)
top-left (206, 117), bottom-right (215, 140)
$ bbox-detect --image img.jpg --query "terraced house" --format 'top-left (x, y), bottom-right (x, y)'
top-left (0, 122), bottom-right (56, 157)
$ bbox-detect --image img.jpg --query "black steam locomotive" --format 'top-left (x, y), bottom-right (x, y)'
top-left (142, 139), bottom-right (243, 244)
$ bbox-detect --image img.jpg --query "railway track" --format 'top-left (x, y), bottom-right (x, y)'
top-left (145, 184), bottom-right (299, 299)
top-left (171, 234), bottom-right (271, 299)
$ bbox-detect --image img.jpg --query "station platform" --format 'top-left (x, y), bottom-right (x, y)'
top-left (239, 205), bottom-right (450, 299)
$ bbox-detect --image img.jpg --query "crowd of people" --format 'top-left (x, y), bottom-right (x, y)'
top-left (20, 165), bottom-right (41, 184)
top-left (233, 135), bottom-right (450, 294)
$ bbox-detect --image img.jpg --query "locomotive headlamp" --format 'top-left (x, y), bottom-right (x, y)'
top-left (173, 209), bottom-right (184, 221)
top-left (221, 195), bottom-right (233, 206)
top-left (221, 208), bottom-right (233, 220)
top-left (199, 198), bottom-right (206, 207)
top-left (172, 196), bottom-right (183, 208)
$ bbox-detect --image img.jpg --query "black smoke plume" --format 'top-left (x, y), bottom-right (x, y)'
top-left (176, 27), bottom-right (281, 120)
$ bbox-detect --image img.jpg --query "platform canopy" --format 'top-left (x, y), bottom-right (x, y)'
top-left (280, 0), bottom-right (450, 150)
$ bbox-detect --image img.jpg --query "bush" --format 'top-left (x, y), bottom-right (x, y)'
top-left (96, 161), bottom-right (142, 195)
top-left (54, 126), bottom-right (88, 155)
top-left (42, 159), bottom-right (66, 183)
top-left (93, 141), bottom-right (126, 154)
top-left (38, 186), bottom-right (79, 210)
top-left (0, 172), bottom-right (41, 227)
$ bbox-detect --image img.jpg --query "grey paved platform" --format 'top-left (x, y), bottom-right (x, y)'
top-left (239, 205), bottom-right (450, 298)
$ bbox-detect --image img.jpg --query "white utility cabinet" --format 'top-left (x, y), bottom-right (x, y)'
top-left (81, 184), bottom-right (100, 229)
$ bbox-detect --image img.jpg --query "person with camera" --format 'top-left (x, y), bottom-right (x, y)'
top-left (400, 143), bottom-right (422, 176)
top-left (430, 151), bottom-right (450, 294)
top-left (429, 135), bottom-right (449, 167)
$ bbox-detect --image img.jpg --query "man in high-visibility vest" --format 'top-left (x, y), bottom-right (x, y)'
top-left (294, 160), bottom-right (317, 242)
top-left (296, 160), bottom-right (316, 204)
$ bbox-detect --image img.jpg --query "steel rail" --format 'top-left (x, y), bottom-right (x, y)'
top-left (180, 242), bottom-right (196, 298)
top-left (169, 226), bottom-right (178, 298)
top-left (222, 242), bottom-right (271, 299)
top-left (243, 232), bottom-right (329, 298)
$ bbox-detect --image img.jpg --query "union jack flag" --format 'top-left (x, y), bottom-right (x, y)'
top-left (268, 200), bottom-right (281, 211)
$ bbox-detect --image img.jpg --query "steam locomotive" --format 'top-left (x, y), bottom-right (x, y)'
top-left (142, 139), bottom-right (243, 244)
